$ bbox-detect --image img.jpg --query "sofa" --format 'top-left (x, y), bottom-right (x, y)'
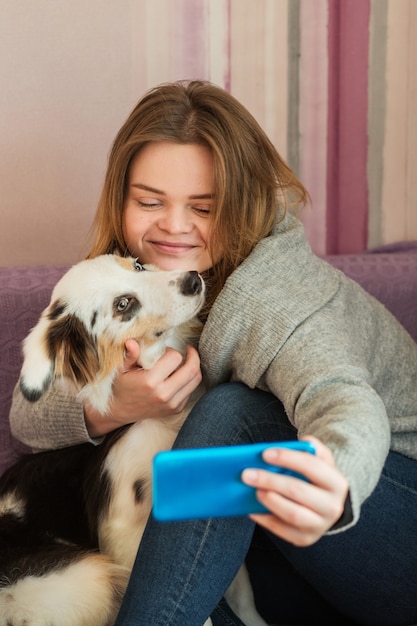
top-left (1, 242), bottom-right (417, 479)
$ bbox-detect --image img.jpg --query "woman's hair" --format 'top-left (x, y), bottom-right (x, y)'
top-left (87, 80), bottom-right (307, 316)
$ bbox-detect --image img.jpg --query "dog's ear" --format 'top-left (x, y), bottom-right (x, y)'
top-left (47, 313), bottom-right (100, 389)
top-left (20, 301), bottom-right (100, 402)
top-left (20, 313), bottom-right (55, 402)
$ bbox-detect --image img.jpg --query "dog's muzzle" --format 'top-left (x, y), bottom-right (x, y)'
top-left (181, 271), bottom-right (203, 296)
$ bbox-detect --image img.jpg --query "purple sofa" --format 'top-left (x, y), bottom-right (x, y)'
top-left (1, 243), bottom-right (417, 478)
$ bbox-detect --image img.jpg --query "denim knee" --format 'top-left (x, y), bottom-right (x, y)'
top-left (174, 382), bottom-right (296, 449)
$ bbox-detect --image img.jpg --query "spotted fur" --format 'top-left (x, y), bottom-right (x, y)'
top-left (0, 255), bottom-right (266, 626)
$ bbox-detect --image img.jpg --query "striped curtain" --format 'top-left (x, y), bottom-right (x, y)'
top-left (131, 0), bottom-right (417, 255)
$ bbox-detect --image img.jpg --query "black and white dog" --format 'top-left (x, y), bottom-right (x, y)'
top-left (0, 255), bottom-right (266, 626)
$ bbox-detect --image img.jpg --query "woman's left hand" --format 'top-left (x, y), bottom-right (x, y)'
top-left (241, 436), bottom-right (349, 546)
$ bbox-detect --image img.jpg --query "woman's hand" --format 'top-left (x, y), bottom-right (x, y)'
top-left (84, 339), bottom-right (202, 437)
top-left (241, 436), bottom-right (349, 546)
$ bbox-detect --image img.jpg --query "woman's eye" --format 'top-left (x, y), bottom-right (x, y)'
top-left (193, 205), bottom-right (211, 215)
top-left (137, 199), bottom-right (162, 209)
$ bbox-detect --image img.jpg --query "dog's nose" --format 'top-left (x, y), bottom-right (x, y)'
top-left (181, 271), bottom-right (203, 296)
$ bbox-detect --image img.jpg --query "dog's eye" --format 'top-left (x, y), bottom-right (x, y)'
top-left (116, 297), bottom-right (130, 312)
top-left (113, 294), bottom-right (140, 320)
top-left (133, 259), bottom-right (144, 271)
top-left (155, 330), bottom-right (164, 337)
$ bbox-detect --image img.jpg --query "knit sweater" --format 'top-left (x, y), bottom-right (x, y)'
top-left (199, 213), bottom-right (417, 528)
top-left (10, 213), bottom-right (417, 530)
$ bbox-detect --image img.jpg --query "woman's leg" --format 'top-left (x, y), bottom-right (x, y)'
top-left (114, 383), bottom-right (292, 626)
top-left (246, 527), bottom-right (357, 625)
top-left (114, 382), bottom-right (417, 626)
top-left (263, 450), bottom-right (417, 626)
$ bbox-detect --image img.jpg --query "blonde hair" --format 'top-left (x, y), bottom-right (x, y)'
top-left (87, 80), bottom-right (307, 316)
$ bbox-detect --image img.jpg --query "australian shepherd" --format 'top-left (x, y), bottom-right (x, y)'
top-left (0, 255), bottom-right (266, 626)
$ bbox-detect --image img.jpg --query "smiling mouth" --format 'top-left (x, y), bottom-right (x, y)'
top-left (150, 241), bottom-right (196, 254)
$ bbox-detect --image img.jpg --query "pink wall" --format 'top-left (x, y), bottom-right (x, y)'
top-left (326, 0), bottom-right (370, 254)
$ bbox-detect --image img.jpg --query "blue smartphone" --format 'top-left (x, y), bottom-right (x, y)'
top-left (152, 440), bottom-right (316, 522)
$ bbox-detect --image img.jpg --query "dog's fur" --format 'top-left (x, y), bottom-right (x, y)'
top-left (0, 255), bottom-right (266, 626)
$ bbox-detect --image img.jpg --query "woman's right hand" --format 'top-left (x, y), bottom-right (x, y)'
top-left (84, 339), bottom-right (202, 437)
top-left (242, 437), bottom-right (349, 546)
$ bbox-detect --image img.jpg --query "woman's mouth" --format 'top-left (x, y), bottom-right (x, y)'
top-left (149, 241), bottom-right (196, 255)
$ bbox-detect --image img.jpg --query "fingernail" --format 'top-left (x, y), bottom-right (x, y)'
top-left (263, 448), bottom-right (280, 461)
top-left (242, 469), bottom-right (258, 483)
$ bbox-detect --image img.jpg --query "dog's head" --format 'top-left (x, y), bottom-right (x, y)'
top-left (20, 255), bottom-right (205, 412)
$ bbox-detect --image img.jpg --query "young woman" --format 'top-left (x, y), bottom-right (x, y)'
top-left (10, 81), bottom-right (417, 626)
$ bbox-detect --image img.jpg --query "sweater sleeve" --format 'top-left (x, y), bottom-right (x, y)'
top-left (200, 215), bottom-right (417, 532)
top-left (9, 380), bottom-right (100, 451)
top-left (263, 297), bottom-right (392, 532)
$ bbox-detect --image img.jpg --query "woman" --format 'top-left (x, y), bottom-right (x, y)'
top-left (10, 80), bottom-right (417, 625)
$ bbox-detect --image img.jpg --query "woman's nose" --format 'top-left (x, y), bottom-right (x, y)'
top-left (158, 206), bottom-right (193, 233)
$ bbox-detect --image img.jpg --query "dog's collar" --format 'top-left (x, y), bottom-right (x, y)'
top-left (134, 258), bottom-right (145, 271)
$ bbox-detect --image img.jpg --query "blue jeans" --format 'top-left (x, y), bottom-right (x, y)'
top-left (114, 383), bottom-right (417, 626)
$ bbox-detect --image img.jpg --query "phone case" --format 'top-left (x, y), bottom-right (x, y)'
top-left (152, 440), bottom-right (316, 522)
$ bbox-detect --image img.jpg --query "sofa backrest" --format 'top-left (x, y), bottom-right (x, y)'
top-left (1, 245), bottom-right (417, 476)
top-left (327, 243), bottom-right (417, 343)
top-left (0, 264), bottom-right (69, 474)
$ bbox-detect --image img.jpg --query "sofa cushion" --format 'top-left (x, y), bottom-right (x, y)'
top-left (0, 264), bottom-right (68, 475)
top-left (326, 242), bottom-right (417, 343)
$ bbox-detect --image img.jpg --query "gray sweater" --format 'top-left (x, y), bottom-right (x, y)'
top-left (200, 213), bottom-right (417, 528)
top-left (10, 213), bottom-right (417, 530)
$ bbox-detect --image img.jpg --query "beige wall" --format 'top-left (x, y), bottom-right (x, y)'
top-left (1, 0), bottom-right (291, 267)
top-left (380, 0), bottom-right (417, 244)
top-left (1, 0), bottom-right (416, 266)
top-left (0, 1), bottom-right (134, 266)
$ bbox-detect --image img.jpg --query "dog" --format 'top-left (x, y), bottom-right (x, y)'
top-left (0, 254), bottom-right (267, 626)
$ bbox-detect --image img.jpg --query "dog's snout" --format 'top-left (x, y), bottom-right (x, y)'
top-left (180, 271), bottom-right (202, 296)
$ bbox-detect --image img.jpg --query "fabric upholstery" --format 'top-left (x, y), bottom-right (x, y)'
top-left (0, 264), bottom-right (68, 474)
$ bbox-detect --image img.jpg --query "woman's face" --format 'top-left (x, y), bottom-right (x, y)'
top-left (123, 142), bottom-right (220, 273)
